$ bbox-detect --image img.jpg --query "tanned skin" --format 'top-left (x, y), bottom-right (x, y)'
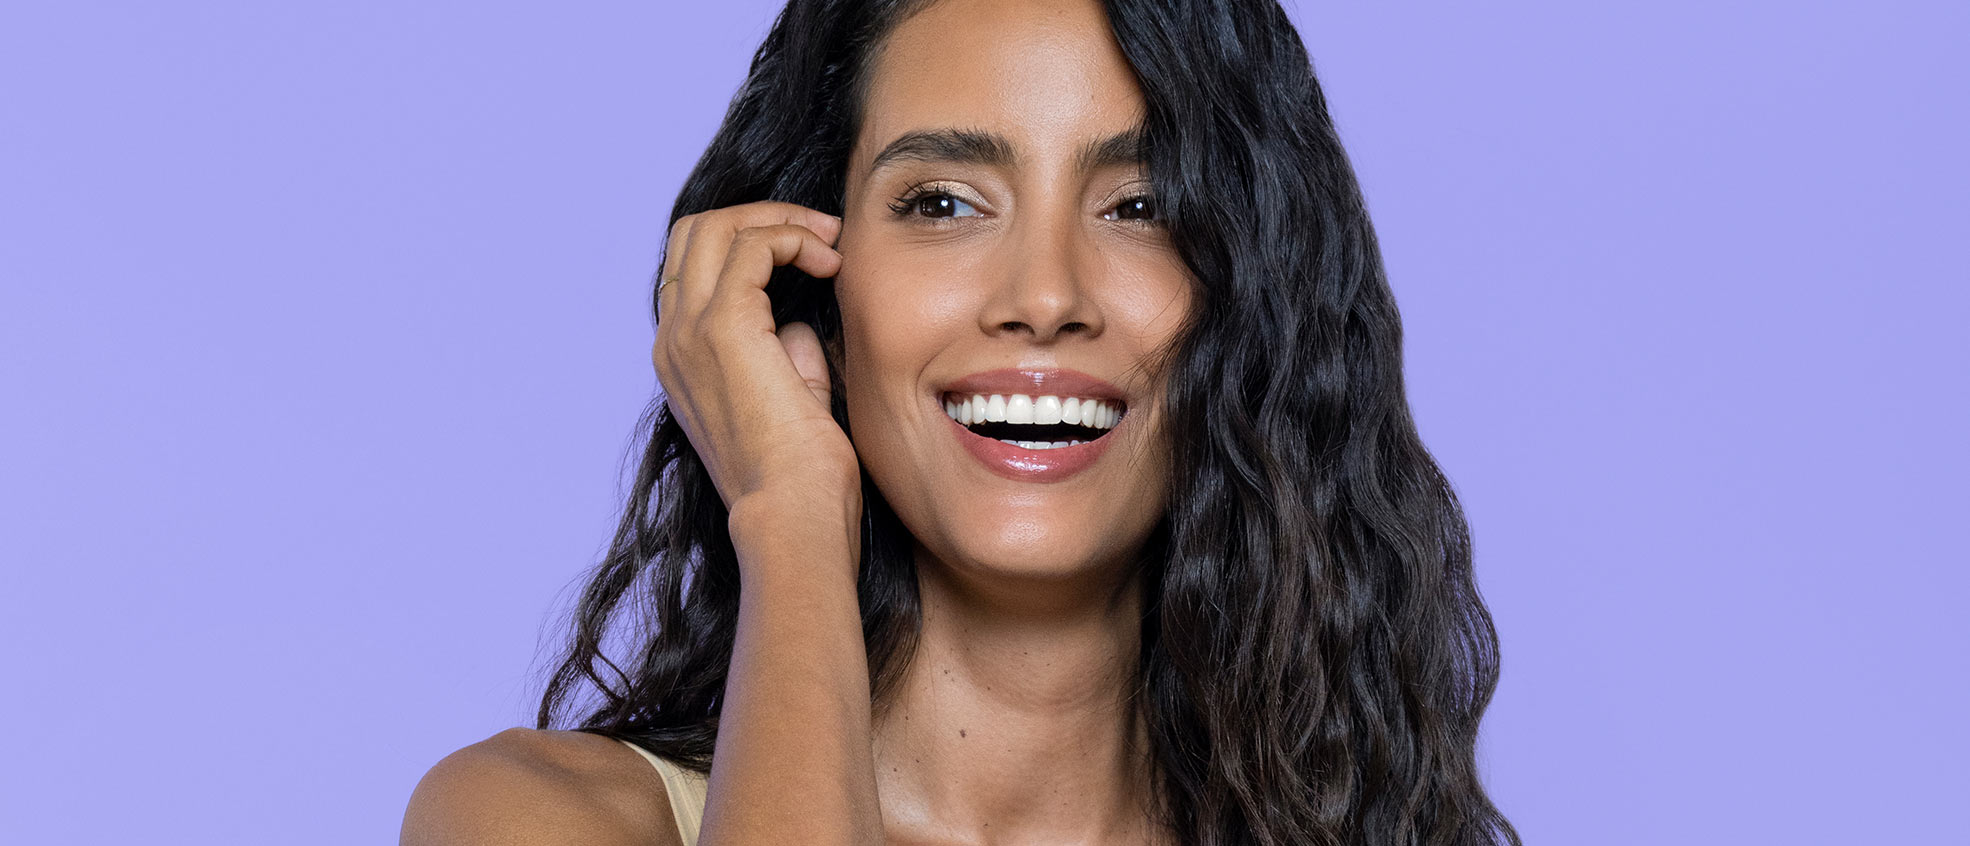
top-left (401, 1), bottom-right (1191, 843)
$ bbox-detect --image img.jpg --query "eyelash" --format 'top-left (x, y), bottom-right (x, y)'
top-left (886, 181), bottom-right (1162, 227)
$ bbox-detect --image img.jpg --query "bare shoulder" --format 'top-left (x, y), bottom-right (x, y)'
top-left (400, 727), bottom-right (681, 846)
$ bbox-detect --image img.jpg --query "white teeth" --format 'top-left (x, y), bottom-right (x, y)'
top-left (1033, 395), bottom-right (1062, 425)
top-left (1004, 394), bottom-right (1034, 424)
top-left (991, 439), bottom-right (1090, 450)
top-left (943, 393), bottom-right (1123, 430)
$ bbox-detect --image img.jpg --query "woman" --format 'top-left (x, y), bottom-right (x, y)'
top-left (404, 0), bottom-right (1520, 844)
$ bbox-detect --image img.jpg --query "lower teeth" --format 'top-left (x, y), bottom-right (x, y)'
top-left (998, 439), bottom-right (1084, 450)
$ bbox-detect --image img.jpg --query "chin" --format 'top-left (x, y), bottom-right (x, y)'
top-left (923, 510), bottom-right (1139, 582)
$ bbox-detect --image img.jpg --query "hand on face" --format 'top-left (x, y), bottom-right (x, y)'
top-left (651, 201), bottom-right (859, 517)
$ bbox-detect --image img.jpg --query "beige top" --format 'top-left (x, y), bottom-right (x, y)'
top-left (616, 739), bottom-right (709, 845)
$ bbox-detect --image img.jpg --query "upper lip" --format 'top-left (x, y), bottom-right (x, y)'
top-left (938, 368), bottom-right (1128, 406)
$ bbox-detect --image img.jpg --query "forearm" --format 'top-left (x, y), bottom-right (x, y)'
top-left (697, 491), bottom-right (880, 846)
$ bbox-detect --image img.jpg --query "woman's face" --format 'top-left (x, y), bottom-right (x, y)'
top-left (835, 0), bottom-right (1192, 588)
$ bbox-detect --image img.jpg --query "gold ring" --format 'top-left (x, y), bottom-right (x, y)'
top-left (658, 274), bottom-right (680, 294)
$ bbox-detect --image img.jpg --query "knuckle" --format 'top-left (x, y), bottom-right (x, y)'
top-left (668, 214), bottom-right (701, 248)
top-left (706, 210), bottom-right (741, 236)
top-left (731, 225), bottom-right (773, 247)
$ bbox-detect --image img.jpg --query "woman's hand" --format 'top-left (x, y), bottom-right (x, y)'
top-left (651, 201), bottom-right (861, 522)
top-left (655, 203), bottom-right (878, 845)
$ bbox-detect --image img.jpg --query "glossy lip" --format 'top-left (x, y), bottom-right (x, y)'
top-left (939, 368), bottom-right (1129, 405)
top-left (934, 368), bottom-right (1129, 484)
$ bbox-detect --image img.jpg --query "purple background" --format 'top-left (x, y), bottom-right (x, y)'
top-left (3, 1), bottom-right (1964, 843)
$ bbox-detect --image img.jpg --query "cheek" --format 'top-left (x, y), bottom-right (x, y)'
top-left (832, 267), bottom-right (949, 437)
top-left (833, 252), bottom-right (978, 395)
top-left (836, 292), bottom-right (921, 405)
top-left (1110, 253), bottom-right (1197, 346)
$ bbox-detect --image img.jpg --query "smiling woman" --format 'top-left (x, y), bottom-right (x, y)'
top-left (401, 1), bottom-right (1520, 845)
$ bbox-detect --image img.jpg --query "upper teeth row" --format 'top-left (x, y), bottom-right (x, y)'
top-left (943, 394), bottom-right (1123, 428)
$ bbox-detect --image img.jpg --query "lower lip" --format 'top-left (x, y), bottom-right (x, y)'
top-left (944, 411), bottom-right (1120, 483)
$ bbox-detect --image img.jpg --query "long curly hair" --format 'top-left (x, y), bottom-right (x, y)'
top-left (534, 1), bottom-right (1520, 844)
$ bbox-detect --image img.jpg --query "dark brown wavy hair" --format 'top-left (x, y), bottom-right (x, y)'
top-left (535, 1), bottom-right (1520, 843)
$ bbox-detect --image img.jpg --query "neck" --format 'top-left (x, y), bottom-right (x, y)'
top-left (871, 545), bottom-right (1165, 845)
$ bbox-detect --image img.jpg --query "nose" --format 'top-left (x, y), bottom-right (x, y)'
top-left (978, 211), bottom-right (1103, 343)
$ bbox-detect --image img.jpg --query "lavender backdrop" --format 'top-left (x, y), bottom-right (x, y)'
top-left (2, 1), bottom-right (1963, 843)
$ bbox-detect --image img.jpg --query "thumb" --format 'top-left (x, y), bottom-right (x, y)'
top-left (776, 320), bottom-right (833, 408)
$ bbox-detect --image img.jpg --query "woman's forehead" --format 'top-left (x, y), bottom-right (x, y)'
top-left (851, 0), bottom-right (1145, 177)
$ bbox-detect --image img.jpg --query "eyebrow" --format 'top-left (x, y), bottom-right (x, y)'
top-left (867, 125), bottom-right (1146, 177)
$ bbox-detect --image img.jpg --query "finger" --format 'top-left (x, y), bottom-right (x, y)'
top-left (658, 214), bottom-right (698, 295)
top-left (777, 321), bottom-right (832, 408)
top-left (655, 215), bottom-right (697, 324)
top-left (677, 203), bottom-right (841, 305)
top-left (697, 224), bottom-right (843, 316)
top-left (659, 214), bottom-right (696, 283)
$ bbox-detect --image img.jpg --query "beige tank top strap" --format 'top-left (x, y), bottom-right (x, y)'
top-left (615, 738), bottom-right (709, 845)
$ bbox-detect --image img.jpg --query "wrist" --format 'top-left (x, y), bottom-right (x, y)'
top-left (727, 485), bottom-right (863, 573)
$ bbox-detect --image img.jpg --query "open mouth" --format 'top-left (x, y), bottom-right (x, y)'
top-left (940, 392), bottom-right (1124, 449)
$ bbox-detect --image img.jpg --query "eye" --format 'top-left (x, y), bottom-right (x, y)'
top-left (884, 184), bottom-right (1161, 227)
top-left (887, 182), bottom-right (982, 223)
top-left (1103, 194), bottom-right (1159, 225)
